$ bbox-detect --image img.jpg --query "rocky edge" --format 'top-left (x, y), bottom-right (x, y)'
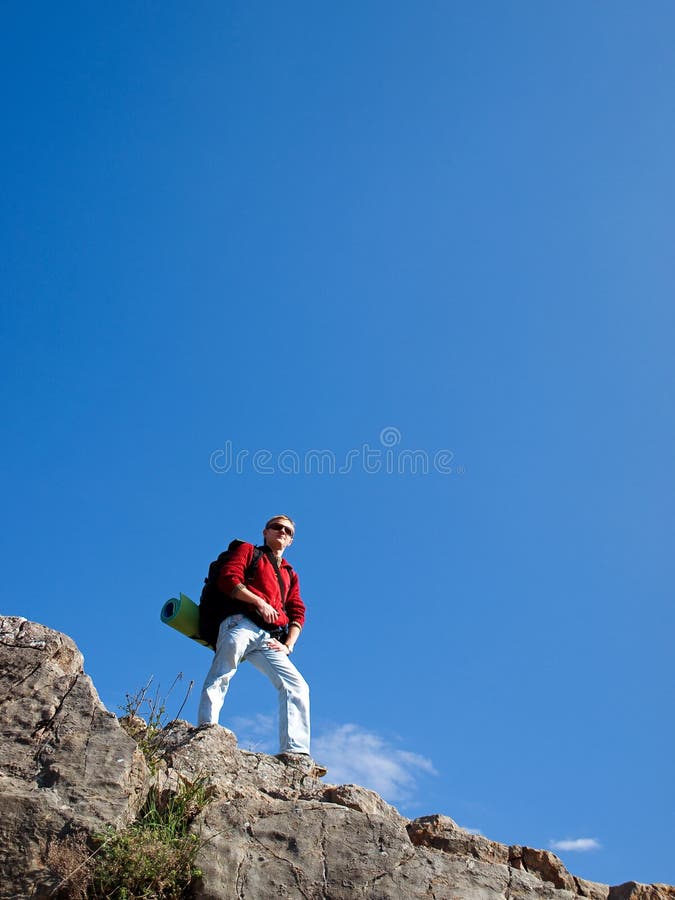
top-left (0, 615), bottom-right (672, 900)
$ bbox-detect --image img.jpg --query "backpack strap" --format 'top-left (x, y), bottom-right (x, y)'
top-left (245, 545), bottom-right (263, 583)
top-left (204, 541), bottom-right (263, 591)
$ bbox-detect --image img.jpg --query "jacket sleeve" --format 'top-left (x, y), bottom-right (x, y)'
top-left (284, 570), bottom-right (306, 628)
top-left (218, 542), bottom-right (257, 597)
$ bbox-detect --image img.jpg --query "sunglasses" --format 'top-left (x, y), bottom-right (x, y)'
top-left (266, 522), bottom-right (294, 537)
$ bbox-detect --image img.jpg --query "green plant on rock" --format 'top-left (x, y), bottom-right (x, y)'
top-left (118, 674), bottom-right (192, 772)
top-left (91, 774), bottom-right (211, 899)
top-left (50, 678), bottom-right (213, 899)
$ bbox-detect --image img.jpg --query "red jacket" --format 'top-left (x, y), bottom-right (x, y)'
top-left (218, 541), bottom-right (306, 631)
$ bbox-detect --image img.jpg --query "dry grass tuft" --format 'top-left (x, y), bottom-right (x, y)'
top-left (46, 830), bottom-right (94, 899)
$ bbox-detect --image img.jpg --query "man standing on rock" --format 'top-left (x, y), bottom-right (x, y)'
top-left (197, 515), bottom-right (326, 777)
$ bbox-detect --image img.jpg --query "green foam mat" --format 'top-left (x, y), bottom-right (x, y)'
top-left (160, 593), bottom-right (211, 648)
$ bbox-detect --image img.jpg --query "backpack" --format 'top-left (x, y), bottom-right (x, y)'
top-left (198, 540), bottom-right (294, 650)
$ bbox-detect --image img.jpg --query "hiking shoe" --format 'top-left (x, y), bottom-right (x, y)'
top-left (276, 752), bottom-right (328, 778)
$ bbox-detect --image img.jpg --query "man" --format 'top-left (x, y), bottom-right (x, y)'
top-left (197, 515), bottom-right (326, 776)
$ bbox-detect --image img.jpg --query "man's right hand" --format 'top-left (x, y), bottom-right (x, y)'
top-left (255, 598), bottom-right (280, 624)
top-left (233, 583), bottom-right (280, 624)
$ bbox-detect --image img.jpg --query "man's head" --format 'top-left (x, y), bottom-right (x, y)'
top-left (263, 515), bottom-right (295, 552)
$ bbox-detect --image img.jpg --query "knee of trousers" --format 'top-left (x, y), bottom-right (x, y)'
top-left (288, 674), bottom-right (309, 703)
top-left (277, 670), bottom-right (308, 699)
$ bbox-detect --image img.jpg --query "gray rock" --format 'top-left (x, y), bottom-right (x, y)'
top-left (407, 813), bottom-right (510, 864)
top-left (609, 884), bottom-right (675, 900)
top-left (406, 813), bottom-right (613, 900)
top-left (1, 616), bottom-right (673, 900)
top-left (0, 616), bottom-right (149, 899)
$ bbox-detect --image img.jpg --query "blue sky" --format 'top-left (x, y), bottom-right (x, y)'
top-left (2, 1), bottom-right (674, 887)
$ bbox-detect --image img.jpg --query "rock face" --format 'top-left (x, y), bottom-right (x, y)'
top-left (0, 617), bottom-right (148, 899)
top-left (1, 615), bottom-right (674, 900)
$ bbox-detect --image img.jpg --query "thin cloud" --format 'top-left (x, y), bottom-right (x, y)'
top-left (312, 723), bottom-right (437, 803)
top-left (231, 713), bottom-right (275, 752)
top-left (550, 838), bottom-right (601, 853)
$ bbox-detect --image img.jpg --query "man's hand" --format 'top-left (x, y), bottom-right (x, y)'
top-left (233, 583), bottom-right (279, 624)
top-left (267, 638), bottom-right (291, 654)
top-left (255, 598), bottom-right (280, 624)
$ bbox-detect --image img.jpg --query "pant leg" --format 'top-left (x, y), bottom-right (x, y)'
top-left (246, 645), bottom-right (311, 754)
top-left (197, 615), bottom-right (258, 725)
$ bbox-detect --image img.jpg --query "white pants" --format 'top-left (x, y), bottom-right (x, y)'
top-left (197, 614), bottom-right (311, 754)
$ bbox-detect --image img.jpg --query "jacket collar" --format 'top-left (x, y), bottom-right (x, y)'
top-left (260, 544), bottom-right (287, 567)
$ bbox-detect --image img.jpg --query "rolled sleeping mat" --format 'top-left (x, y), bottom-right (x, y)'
top-left (160, 593), bottom-right (211, 648)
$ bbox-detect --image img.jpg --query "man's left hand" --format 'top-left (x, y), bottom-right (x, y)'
top-left (267, 638), bottom-right (291, 655)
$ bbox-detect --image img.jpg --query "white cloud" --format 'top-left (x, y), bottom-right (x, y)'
top-left (231, 713), bottom-right (275, 752)
top-left (312, 723), bottom-right (437, 803)
top-left (550, 838), bottom-right (601, 853)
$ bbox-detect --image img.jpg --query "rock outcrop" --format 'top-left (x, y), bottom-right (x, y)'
top-left (0, 616), bottom-right (148, 899)
top-left (1, 615), bottom-right (673, 900)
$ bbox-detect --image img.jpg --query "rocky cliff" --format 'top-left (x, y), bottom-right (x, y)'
top-left (1, 615), bottom-right (672, 900)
